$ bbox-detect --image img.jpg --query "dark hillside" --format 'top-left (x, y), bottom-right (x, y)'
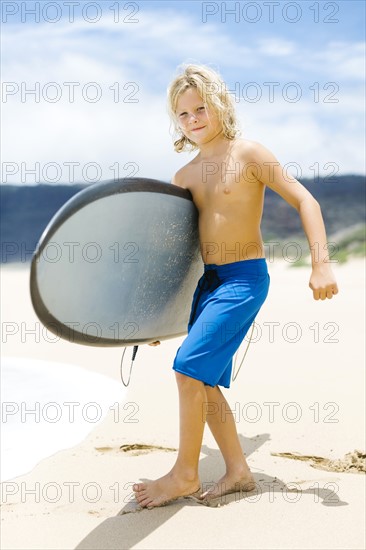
top-left (1, 176), bottom-right (365, 263)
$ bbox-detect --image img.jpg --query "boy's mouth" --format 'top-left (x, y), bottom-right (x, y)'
top-left (191, 126), bottom-right (205, 132)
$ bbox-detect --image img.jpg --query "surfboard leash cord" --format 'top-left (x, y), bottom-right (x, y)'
top-left (232, 321), bottom-right (255, 382)
top-left (120, 345), bottom-right (139, 387)
top-left (119, 325), bottom-right (253, 386)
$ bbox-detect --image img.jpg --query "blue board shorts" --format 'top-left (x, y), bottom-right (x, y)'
top-left (172, 258), bottom-right (270, 388)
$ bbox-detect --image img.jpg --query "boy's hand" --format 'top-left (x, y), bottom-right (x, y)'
top-left (148, 341), bottom-right (161, 346)
top-left (309, 266), bottom-right (339, 300)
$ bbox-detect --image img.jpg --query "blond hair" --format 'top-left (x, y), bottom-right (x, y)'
top-left (167, 63), bottom-right (240, 153)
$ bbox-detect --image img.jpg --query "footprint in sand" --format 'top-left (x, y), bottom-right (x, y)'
top-left (271, 449), bottom-right (366, 473)
top-left (95, 443), bottom-right (177, 456)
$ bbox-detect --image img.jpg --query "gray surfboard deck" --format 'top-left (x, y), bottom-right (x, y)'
top-left (30, 178), bottom-right (203, 347)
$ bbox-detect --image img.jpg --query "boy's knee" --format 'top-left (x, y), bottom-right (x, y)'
top-left (175, 371), bottom-right (192, 384)
top-left (175, 371), bottom-right (203, 388)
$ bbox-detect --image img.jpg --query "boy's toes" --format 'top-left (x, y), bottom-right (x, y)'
top-left (133, 482), bottom-right (146, 492)
top-left (135, 492), bottom-right (154, 507)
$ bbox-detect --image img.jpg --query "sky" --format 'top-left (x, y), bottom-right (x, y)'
top-left (1, 0), bottom-right (365, 184)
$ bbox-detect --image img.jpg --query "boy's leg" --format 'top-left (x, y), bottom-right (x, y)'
top-left (134, 262), bottom-right (269, 507)
top-left (202, 385), bottom-right (255, 499)
top-left (133, 372), bottom-right (205, 508)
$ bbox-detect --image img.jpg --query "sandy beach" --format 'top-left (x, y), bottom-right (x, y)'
top-left (1, 258), bottom-right (365, 550)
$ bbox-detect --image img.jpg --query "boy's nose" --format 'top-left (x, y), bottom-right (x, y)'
top-left (188, 113), bottom-right (198, 123)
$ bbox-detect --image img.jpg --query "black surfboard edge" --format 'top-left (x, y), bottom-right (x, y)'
top-left (28, 284), bottom-right (188, 347)
top-left (30, 177), bottom-right (197, 347)
top-left (33, 177), bottom-right (194, 256)
top-left (29, 267), bottom-right (172, 347)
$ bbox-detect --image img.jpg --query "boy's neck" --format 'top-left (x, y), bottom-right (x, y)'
top-left (196, 131), bottom-right (233, 159)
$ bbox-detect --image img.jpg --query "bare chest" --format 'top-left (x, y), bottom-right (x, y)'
top-left (186, 160), bottom-right (262, 210)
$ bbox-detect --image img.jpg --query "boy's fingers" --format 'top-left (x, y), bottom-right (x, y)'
top-left (313, 284), bottom-right (338, 300)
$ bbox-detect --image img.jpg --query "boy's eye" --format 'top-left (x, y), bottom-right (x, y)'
top-left (177, 106), bottom-right (205, 118)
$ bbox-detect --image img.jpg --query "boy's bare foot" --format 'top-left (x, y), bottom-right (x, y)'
top-left (200, 470), bottom-right (256, 503)
top-left (133, 471), bottom-right (200, 508)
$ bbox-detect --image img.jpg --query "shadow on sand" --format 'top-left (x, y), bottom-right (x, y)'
top-left (75, 433), bottom-right (348, 550)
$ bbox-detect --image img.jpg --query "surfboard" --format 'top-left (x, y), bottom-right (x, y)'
top-left (30, 178), bottom-right (203, 347)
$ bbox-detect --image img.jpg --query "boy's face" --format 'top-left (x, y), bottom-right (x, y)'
top-left (175, 87), bottom-right (223, 146)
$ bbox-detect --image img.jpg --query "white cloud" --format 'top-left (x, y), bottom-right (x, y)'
top-left (1, 9), bottom-right (364, 184)
top-left (257, 38), bottom-right (296, 57)
top-left (303, 41), bottom-right (365, 80)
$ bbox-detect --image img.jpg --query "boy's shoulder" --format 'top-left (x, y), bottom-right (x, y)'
top-left (171, 159), bottom-right (197, 189)
top-left (234, 138), bottom-right (278, 167)
top-left (233, 137), bottom-right (267, 156)
top-left (170, 139), bottom-right (271, 189)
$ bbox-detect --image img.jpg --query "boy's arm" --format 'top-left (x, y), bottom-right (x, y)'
top-left (246, 141), bottom-right (339, 300)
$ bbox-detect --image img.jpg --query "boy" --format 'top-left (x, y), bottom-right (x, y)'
top-left (133, 64), bottom-right (338, 508)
